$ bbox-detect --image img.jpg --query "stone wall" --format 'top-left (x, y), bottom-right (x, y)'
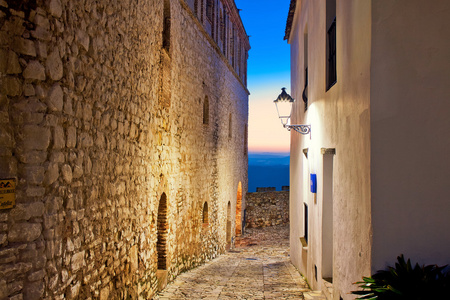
top-left (245, 191), bottom-right (289, 228)
top-left (0, 0), bottom-right (249, 299)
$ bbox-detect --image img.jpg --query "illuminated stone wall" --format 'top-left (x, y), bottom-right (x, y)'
top-left (0, 0), bottom-right (249, 299)
top-left (245, 191), bottom-right (289, 228)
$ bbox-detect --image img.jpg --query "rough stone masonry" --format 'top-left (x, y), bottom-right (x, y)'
top-left (245, 190), bottom-right (289, 229)
top-left (0, 0), bottom-right (250, 299)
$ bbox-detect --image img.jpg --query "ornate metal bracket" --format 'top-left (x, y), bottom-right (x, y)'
top-left (284, 124), bottom-right (311, 135)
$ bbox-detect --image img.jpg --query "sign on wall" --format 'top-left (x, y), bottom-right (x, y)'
top-left (0, 178), bottom-right (16, 209)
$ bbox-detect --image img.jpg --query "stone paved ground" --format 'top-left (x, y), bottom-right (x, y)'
top-left (155, 225), bottom-right (326, 300)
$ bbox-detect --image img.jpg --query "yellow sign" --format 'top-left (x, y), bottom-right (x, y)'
top-left (0, 178), bottom-right (15, 209)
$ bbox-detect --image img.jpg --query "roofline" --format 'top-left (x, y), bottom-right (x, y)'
top-left (284, 0), bottom-right (297, 41)
top-left (225, 0), bottom-right (251, 50)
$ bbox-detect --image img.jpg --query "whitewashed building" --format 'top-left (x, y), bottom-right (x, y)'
top-left (284, 0), bottom-right (450, 299)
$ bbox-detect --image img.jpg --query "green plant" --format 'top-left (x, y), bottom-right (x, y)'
top-left (352, 255), bottom-right (450, 300)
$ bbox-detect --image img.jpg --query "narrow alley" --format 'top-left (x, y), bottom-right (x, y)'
top-left (155, 225), bottom-right (325, 300)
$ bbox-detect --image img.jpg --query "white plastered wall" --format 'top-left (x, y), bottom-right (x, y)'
top-left (289, 0), bottom-right (372, 299)
top-left (370, 0), bottom-right (450, 272)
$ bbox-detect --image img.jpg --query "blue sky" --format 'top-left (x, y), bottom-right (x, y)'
top-left (235, 0), bottom-right (293, 152)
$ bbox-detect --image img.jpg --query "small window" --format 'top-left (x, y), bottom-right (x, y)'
top-left (304, 203), bottom-right (308, 243)
top-left (244, 125), bottom-right (248, 155)
top-left (228, 113), bottom-right (232, 139)
top-left (326, 0), bottom-right (336, 90)
top-left (203, 96), bottom-right (209, 125)
top-left (202, 202), bottom-right (208, 224)
top-left (163, 0), bottom-right (171, 52)
top-left (222, 11), bottom-right (227, 54)
top-left (303, 31), bottom-right (308, 110)
top-left (206, 0), bottom-right (213, 22)
top-left (194, 0), bottom-right (198, 17)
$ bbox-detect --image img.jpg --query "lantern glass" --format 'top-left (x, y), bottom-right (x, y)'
top-left (274, 88), bottom-right (294, 126)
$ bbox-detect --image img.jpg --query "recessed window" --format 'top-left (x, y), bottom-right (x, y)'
top-left (163, 0), bottom-right (171, 53)
top-left (206, 0), bottom-right (213, 22)
top-left (244, 125), bottom-right (248, 155)
top-left (303, 29), bottom-right (308, 111)
top-left (203, 96), bottom-right (209, 125)
top-left (202, 202), bottom-right (208, 224)
top-left (326, 0), bottom-right (336, 90)
top-left (304, 203), bottom-right (309, 243)
top-left (157, 193), bottom-right (168, 270)
top-left (228, 113), bottom-right (232, 139)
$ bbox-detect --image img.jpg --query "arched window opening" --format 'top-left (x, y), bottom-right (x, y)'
top-left (228, 113), bottom-right (232, 139)
top-left (226, 201), bottom-right (231, 249)
top-left (230, 29), bottom-right (235, 68)
top-left (194, 0), bottom-right (199, 17)
top-left (244, 125), bottom-right (248, 155)
top-left (202, 202), bottom-right (208, 224)
top-left (220, 10), bottom-right (224, 49)
top-left (222, 11), bottom-right (227, 55)
top-left (235, 182), bottom-right (242, 236)
top-left (206, 0), bottom-right (213, 22)
top-left (203, 96), bottom-right (209, 125)
top-left (157, 193), bottom-right (168, 270)
top-left (163, 0), bottom-right (171, 52)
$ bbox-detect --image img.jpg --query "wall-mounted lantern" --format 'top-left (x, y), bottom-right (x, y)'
top-left (274, 88), bottom-right (311, 135)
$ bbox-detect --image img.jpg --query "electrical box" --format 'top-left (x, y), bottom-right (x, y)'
top-left (310, 173), bottom-right (317, 193)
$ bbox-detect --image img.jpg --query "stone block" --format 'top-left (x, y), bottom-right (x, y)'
top-left (76, 29), bottom-right (90, 52)
top-left (34, 14), bottom-right (50, 29)
top-left (0, 233), bottom-right (6, 245)
top-left (17, 151), bottom-right (47, 164)
top-left (10, 204), bottom-right (31, 221)
top-left (45, 162), bottom-right (59, 185)
top-left (50, 151), bottom-right (64, 163)
top-left (28, 269), bottom-right (45, 282)
top-left (66, 281), bottom-right (81, 299)
top-left (71, 251), bottom-right (85, 271)
top-left (72, 165), bottom-right (83, 179)
top-left (47, 83), bottom-right (64, 112)
top-left (46, 50), bottom-right (63, 81)
top-left (22, 125), bottom-right (51, 150)
top-left (14, 97), bottom-right (47, 113)
top-left (23, 60), bottom-right (46, 81)
top-left (27, 202), bottom-right (45, 218)
top-left (53, 126), bottom-right (65, 149)
top-left (31, 26), bottom-right (52, 41)
top-left (23, 83), bottom-right (35, 96)
top-left (8, 223), bottom-right (42, 242)
top-left (23, 165), bottom-right (45, 185)
top-left (0, 48), bottom-right (6, 73)
top-left (61, 164), bottom-right (72, 183)
top-left (66, 127), bottom-right (77, 148)
top-left (100, 286), bottom-right (109, 300)
top-left (36, 41), bottom-right (48, 59)
top-left (7, 50), bottom-right (21, 74)
top-left (23, 280), bottom-right (44, 300)
top-left (13, 37), bottom-right (36, 57)
top-left (2, 76), bottom-right (22, 96)
top-left (43, 213), bottom-right (58, 229)
top-left (0, 156), bottom-right (17, 178)
top-left (0, 280), bottom-right (6, 299)
top-left (48, 0), bottom-right (63, 18)
top-left (26, 187), bottom-right (45, 197)
top-left (0, 128), bottom-right (14, 148)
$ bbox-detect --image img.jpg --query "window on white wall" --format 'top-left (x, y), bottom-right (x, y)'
top-left (326, 0), bottom-right (337, 90)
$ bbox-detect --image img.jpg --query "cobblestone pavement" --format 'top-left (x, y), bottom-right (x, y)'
top-left (155, 225), bottom-right (326, 300)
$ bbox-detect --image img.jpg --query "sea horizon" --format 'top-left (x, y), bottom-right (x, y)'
top-left (248, 152), bottom-right (290, 192)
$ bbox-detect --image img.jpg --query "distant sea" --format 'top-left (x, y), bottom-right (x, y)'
top-left (248, 152), bottom-right (290, 192)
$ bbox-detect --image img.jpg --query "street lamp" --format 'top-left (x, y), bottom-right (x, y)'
top-left (274, 88), bottom-right (311, 135)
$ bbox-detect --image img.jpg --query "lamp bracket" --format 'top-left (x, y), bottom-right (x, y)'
top-left (284, 124), bottom-right (311, 135)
